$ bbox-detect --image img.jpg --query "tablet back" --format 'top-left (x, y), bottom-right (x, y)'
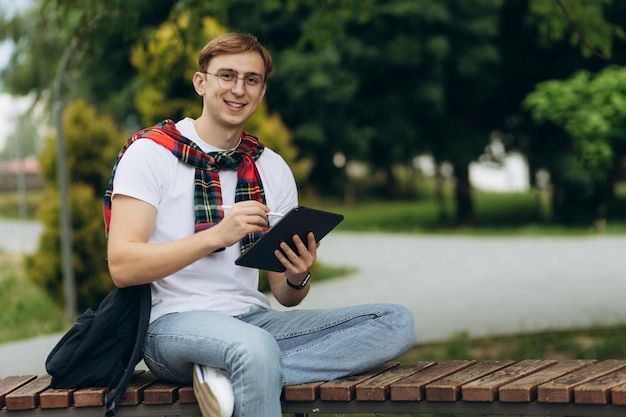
top-left (235, 206), bottom-right (344, 272)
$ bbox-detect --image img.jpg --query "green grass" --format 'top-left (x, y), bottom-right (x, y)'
top-left (311, 185), bottom-right (626, 236)
top-left (404, 326), bottom-right (626, 363)
top-left (0, 252), bottom-right (65, 343)
top-left (0, 190), bottom-right (44, 220)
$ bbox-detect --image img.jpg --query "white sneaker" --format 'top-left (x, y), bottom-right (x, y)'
top-left (193, 364), bottom-right (235, 417)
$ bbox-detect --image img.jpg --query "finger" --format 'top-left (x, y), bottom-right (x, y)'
top-left (289, 236), bottom-right (314, 261)
top-left (306, 232), bottom-right (319, 252)
top-left (281, 241), bottom-right (310, 271)
top-left (279, 241), bottom-right (299, 261)
top-left (274, 247), bottom-right (298, 272)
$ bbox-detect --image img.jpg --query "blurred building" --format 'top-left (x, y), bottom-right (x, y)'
top-left (469, 152), bottom-right (530, 193)
top-left (0, 157), bottom-right (43, 191)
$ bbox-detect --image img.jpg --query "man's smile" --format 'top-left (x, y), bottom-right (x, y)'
top-left (225, 100), bottom-right (245, 108)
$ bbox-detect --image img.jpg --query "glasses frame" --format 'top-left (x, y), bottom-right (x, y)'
top-left (202, 71), bottom-right (266, 95)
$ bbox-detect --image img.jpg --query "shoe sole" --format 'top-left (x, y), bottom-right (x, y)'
top-left (193, 365), bottom-right (223, 417)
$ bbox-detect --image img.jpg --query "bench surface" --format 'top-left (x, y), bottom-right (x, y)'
top-left (3, 359), bottom-right (626, 416)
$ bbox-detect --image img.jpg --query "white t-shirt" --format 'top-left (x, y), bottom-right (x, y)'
top-left (111, 118), bottom-right (298, 322)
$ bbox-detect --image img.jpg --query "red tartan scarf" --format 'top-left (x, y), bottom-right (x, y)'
top-left (104, 119), bottom-right (266, 251)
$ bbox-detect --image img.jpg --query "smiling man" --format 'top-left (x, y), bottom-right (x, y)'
top-left (104, 33), bottom-right (416, 417)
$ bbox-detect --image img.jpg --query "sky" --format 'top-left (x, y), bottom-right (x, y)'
top-left (0, 0), bottom-right (34, 152)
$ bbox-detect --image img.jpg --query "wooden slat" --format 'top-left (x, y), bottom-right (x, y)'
top-left (282, 381), bottom-right (324, 401)
top-left (500, 359), bottom-right (596, 402)
top-left (118, 372), bottom-right (157, 406)
top-left (390, 360), bottom-right (476, 401)
top-left (39, 388), bottom-right (77, 409)
top-left (143, 382), bottom-right (180, 405)
top-left (178, 386), bottom-right (197, 404)
top-left (5, 375), bottom-right (52, 410)
top-left (0, 375), bottom-right (36, 409)
top-left (9, 359), bottom-right (626, 415)
top-left (355, 363), bottom-right (426, 401)
top-left (608, 379), bottom-right (626, 405)
top-left (462, 359), bottom-right (557, 402)
top-left (538, 359), bottom-right (626, 403)
top-left (426, 360), bottom-right (514, 402)
top-left (319, 361), bottom-right (401, 401)
top-left (574, 367), bottom-right (626, 404)
top-left (73, 387), bottom-right (106, 408)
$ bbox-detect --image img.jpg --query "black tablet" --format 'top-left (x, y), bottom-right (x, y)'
top-left (235, 206), bottom-right (344, 272)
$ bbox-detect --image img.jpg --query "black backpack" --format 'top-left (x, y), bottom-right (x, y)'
top-left (46, 284), bottom-right (151, 417)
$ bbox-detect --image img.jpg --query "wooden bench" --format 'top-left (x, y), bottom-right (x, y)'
top-left (4, 359), bottom-right (626, 417)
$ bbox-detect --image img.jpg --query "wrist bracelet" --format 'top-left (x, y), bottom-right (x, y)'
top-left (286, 272), bottom-right (311, 290)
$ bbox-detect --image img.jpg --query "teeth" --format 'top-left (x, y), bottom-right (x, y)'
top-left (226, 101), bottom-right (244, 108)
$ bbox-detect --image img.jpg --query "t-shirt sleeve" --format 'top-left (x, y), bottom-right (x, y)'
top-left (111, 139), bottom-right (175, 209)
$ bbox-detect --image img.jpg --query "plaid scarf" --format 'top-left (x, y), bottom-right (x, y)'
top-left (104, 119), bottom-right (266, 251)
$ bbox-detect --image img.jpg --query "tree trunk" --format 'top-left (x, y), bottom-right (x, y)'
top-left (453, 162), bottom-right (476, 226)
top-left (435, 168), bottom-right (449, 223)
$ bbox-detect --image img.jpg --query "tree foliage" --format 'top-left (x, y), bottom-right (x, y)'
top-left (524, 65), bottom-right (626, 223)
top-left (526, 67), bottom-right (626, 170)
top-left (1, 0), bottom-right (625, 229)
top-left (529, 0), bottom-right (623, 59)
top-left (26, 99), bottom-right (128, 311)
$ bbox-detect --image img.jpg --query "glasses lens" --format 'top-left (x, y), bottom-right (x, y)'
top-left (214, 73), bottom-right (263, 95)
top-left (215, 74), bottom-right (231, 89)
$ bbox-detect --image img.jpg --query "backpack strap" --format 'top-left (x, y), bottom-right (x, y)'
top-left (104, 284), bottom-right (151, 417)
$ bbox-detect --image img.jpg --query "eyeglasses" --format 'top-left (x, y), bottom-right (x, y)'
top-left (202, 71), bottom-right (265, 95)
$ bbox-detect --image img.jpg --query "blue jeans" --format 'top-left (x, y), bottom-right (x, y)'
top-left (143, 304), bottom-right (416, 417)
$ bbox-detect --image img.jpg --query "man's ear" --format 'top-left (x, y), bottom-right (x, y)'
top-left (192, 72), bottom-right (205, 95)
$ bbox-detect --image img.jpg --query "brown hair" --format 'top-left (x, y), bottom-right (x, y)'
top-left (198, 33), bottom-right (273, 79)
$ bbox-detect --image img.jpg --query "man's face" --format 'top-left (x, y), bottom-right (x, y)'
top-left (201, 51), bottom-right (267, 129)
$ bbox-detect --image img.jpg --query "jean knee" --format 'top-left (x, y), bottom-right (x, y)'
top-left (387, 304), bottom-right (417, 351)
top-left (229, 328), bottom-right (281, 374)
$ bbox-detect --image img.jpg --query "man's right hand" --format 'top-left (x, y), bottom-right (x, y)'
top-left (210, 201), bottom-right (270, 248)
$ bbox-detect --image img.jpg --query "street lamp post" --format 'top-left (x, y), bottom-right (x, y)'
top-left (53, 37), bottom-right (78, 325)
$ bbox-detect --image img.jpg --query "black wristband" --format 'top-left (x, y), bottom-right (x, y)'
top-left (286, 272), bottom-right (311, 290)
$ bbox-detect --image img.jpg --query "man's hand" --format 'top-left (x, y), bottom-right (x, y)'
top-left (210, 201), bottom-right (270, 248)
top-left (267, 232), bottom-right (319, 307)
top-left (273, 232), bottom-right (318, 277)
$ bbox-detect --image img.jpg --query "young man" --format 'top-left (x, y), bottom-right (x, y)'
top-left (105, 33), bottom-right (416, 417)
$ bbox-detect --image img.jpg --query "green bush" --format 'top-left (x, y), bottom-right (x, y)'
top-left (26, 99), bottom-right (128, 313)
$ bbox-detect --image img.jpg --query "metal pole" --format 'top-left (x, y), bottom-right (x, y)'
top-left (14, 119), bottom-right (27, 219)
top-left (53, 37), bottom-right (78, 324)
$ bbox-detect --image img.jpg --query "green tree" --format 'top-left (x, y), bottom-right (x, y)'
top-left (26, 99), bottom-right (128, 311)
top-left (201, 0), bottom-right (504, 223)
top-left (2, 0), bottom-right (625, 228)
top-left (524, 66), bottom-right (626, 224)
top-left (0, 0), bottom-right (178, 121)
top-left (201, 0), bottom-right (625, 224)
top-left (529, 0), bottom-right (623, 59)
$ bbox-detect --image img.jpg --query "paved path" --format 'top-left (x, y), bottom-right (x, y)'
top-left (0, 219), bottom-right (41, 252)
top-left (1, 220), bottom-right (625, 377)
top-left (273, 233), bottom-right (626, 342)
